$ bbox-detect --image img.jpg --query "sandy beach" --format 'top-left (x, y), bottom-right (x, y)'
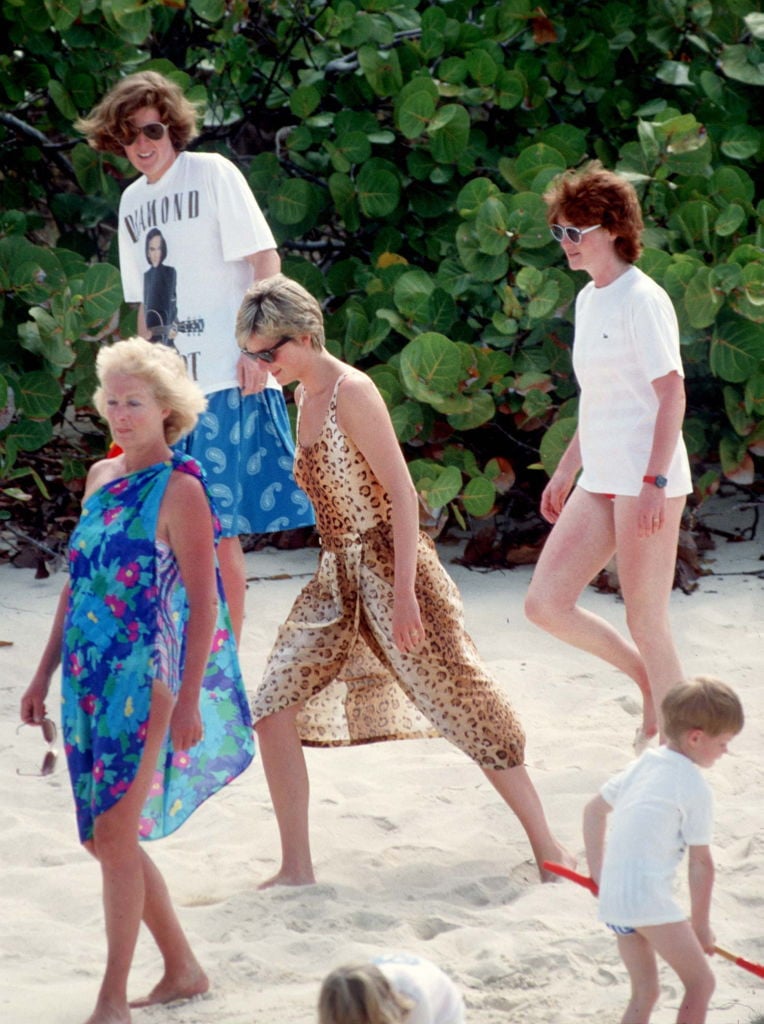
top-left (1, 494), bottom-right (762, 1024)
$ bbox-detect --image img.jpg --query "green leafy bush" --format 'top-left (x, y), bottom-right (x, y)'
top-left (1, 0), bottom-right (761, 540)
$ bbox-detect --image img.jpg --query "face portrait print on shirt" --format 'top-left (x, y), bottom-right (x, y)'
top-left (119, 150), bottom-right (277, 394)
top-left (142, 228), bottom-right (204, 362)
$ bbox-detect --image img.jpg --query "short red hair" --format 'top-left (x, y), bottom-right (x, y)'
top-left (543, 161), bottom-right (644, 264)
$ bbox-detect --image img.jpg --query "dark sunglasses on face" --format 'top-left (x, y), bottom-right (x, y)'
top-left (16, 717), bottom-right (58, 777)
top-left (550, 223), bottom-right (601, 244)
top-left (123, 121), bottom-right (168, 146)
top-left (241, 336), bottom-right (293, 364)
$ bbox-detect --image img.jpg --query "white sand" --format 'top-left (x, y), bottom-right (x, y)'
top-left (1, 496), bottom-right (762, 1023)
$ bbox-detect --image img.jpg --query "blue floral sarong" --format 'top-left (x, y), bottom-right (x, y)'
top-left (62, 453), bottom-right (254, 843)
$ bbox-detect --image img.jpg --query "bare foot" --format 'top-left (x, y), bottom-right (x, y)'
top-left (83, 999), bottom-right (131, 1024)
top-left (633, 724), bottom-right (658, 755)
top-left (539, 844), bottom-right (577, 884)
top-left (129, 966), bottom-right (209, 1008)
top-left (258, 868), bottom-right (316, 890)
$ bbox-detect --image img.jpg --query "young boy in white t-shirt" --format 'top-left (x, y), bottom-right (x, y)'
top-left (583, 677), bottom-right (744, 1024)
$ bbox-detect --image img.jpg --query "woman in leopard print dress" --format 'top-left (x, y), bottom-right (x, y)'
top-left (236, 274), bottom-right (572, 887)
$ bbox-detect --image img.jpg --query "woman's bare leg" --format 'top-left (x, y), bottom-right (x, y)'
top-left (84, 684), bottom-right (205, 1023)
top-left (128, 849), bottom-right (209, 1007)
top-left (483, 764), bottom-right (575, 881)
top-left (525, 488), bottom-right (656, 736)
top-left (614, 496), bottom-right (686, 739)
top-left (255, 705), bottom-right (316, 887)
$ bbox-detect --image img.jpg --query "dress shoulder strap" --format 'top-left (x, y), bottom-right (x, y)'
top-left (329, 371), bottom-right (353, 410)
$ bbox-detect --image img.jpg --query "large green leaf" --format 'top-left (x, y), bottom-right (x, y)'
top-left (2, 416), bottom-right (53, 453)
top-left (447, 391), bottom-right (495, 430)
top-left (710, 319), bottom-right (763, 383)
top-left (513, 143), bottom-right (567, 190)
top-left (714, 203), bottom-right (746, 237)
top-left (504, 191), bottom-right (550, 250)
top-left (393, 270), bottom-right (434, 320)
top-left (668, 200), bottom-right (718, 248)
top-left (43, 0), bottom-right (79, 32)
top-left (718, 43), bottom-right (764, 86)
top-left (428, 105), bottom-right (471, 164)
top-left (190, 0), bottom-right (226, 20)
top-left (455, 224), bottom-right (510, 281)
top-left (17, 370), bottom-right (61, 419)
top-left (390, 399), bottom-right (426, 443)
top-left (81, 263), bottom-right (122, 325)
top-left (400, 332), bottom-right (463, 404)
top-left (328, 173), bottom-right (361, 232)
top-left (730, 263), bottom-right (764, 323)
top-left (683, 267), bottom-right (725, 328)
top-left (419, 464), bottom-right (463, 510)
top-left (461, 474), bottom-right (496, 516)
top-left (539, 416), bottom-right (577, 477)
top-left (358, 44), bottom-right (403, 97)
top-left (357, 164), bottom-right (400, 218)
top-left (268, 178), bottom-right (324, 227)
top-left (395, 81), bottom-right (438, 139)
top-left (720, 125), bottom-right (761, 161)
top-left (289, 85), bottom-right (322, 119)
top-left (475, 196), bottom-right (511, 256)
top-left (493, 68), bottom-right (526, 110)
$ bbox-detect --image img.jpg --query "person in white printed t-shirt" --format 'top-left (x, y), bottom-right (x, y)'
top-left (76, 71), bottom-right (314, 642)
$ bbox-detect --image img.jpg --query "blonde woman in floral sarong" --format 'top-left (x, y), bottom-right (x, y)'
top-left (21, 337), bottom-right (254, 1024)
top-left (236, 274), bottom-right (573, 889)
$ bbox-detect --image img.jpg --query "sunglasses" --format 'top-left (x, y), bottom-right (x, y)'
top-left (550, 223), bottom-right (601, 244)
top-left (241, 336), bottom-right (293, 364)
top-left (16, 717), bottom-right (58, 777)
top-left (123, 121), bottom-right (168, 146)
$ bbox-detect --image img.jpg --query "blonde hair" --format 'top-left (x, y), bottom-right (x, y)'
top-left (662, 676), bottom-right (744, 741)
top-left (93, 337), bottom-right (206, 444)
top-left (318, 964), bottom-right (413, 1024)
top-left (236, 273), bottom-right (325, 351)
top-left (75, 71), bottom-right (200, 156)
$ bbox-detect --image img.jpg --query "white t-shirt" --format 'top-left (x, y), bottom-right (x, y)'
top-left (118, 151), bottom-right (277, 395)
top-left (597, 747), bottom-right (713, 927)
top-left (373, 953), bottom-right (465, 1024)
top-left (573, 266), bottom-right (692, 496)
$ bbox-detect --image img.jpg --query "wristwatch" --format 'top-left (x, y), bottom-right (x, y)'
top-left (643, 474), bottom-right (668, 488)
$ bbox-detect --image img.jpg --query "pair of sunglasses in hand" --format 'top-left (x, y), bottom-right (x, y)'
top-left (16, 717), bottom-right (58, 777)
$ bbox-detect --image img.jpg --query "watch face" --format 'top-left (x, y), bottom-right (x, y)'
top-left (655, 475), bottom-right (668, 488)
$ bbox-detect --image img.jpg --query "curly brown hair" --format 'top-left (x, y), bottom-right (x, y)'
top-left (543, 160), bottom-right (644, 263)
top-left (75, 71), bottom-right (200, 156)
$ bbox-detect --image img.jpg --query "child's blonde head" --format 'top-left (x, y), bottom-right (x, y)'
top-left (318, 964), bottom-right (413, 1024)
top-left (662, 676), bottom-right (744, 741)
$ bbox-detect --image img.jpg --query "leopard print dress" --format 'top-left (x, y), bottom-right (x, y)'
top-left (250, 374), bottom-right (526, 770)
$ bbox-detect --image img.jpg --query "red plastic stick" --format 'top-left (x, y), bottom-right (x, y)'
top-left (542, 860), bottom-right (599, 895)
top-left (714, 945), bottom-right (764, 980)
top-left (545, 865), bottom-right (762, 978)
